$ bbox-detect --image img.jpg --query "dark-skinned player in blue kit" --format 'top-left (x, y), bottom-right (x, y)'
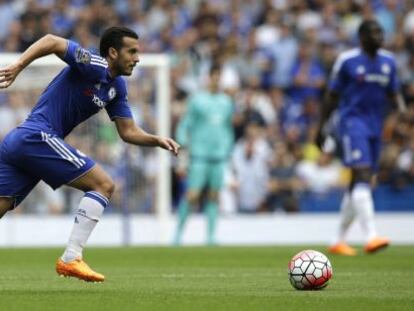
top-left (316, 19), bottom-right (406, 256)
top-left (0, 27), bottom-right (180, 282)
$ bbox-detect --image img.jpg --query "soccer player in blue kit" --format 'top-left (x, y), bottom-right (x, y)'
top-left (316, 20), bottom-right (406, 256)
top-left (0, 27), bottom-right (180, 281)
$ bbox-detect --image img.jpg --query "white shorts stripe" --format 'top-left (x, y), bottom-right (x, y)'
top-left (342, 135), bottom-right (351, 164)
top-left (48, 139), bottom-right (82, 168)
top-left (41, 132), bottom-right (85, 168)
top-left (51, 137), bottom-right (86, 167)
top-left (44, 137), bottom-right (81, 168)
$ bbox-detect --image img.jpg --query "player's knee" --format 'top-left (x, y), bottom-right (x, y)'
top-left (186, 191), bottom-right (200, 205)
top-left (0, 197), bottom-right (14, 218)
top-left (96, 178), bottom-right (115, 199)
top-left (351, 168), bottom-right (372, 185)
top-left (208, 191), bottom-right (219, 202)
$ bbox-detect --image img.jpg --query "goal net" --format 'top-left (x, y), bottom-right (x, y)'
top-left (0, 53), bottom-right (171, 223)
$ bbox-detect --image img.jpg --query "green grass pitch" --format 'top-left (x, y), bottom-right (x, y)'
top-left (0, 246), bottom-right (413, 311)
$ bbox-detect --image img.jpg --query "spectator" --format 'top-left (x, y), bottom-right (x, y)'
top-left (296, 152), bottom-right (345, 195)
top-left (267, 142), bottom-right (303, 213)
top-left (232, 119), bottom-right (271, 213)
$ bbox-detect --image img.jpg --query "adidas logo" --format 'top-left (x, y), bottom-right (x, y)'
top-left (77, 209), bottom-right (87, 216)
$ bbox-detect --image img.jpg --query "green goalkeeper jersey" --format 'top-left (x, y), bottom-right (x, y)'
top-left (176, 90), bottom-right (234, 160)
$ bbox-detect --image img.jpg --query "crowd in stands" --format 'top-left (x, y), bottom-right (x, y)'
top-left (1, 0), bottom-right (414, 214)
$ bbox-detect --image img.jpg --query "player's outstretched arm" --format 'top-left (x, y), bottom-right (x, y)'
top-left (0, 34), bottom-right (67, 89)
top-left (315, 90), bottom-right (339, 150)
top-left (389, 92), bottom-right (407, 114)
top-left (114, 118), bottom-right (180, 156)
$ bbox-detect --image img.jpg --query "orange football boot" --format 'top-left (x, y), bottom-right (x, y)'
top-left (328, 242), bottom-right (357, 256)
top-left (56, 257), bottom-right (105, 282)
top-left (364, 237), bottom-right (390, 254)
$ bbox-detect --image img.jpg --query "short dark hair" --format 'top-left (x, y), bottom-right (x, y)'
top-left (358, 19), bottom-right (381, 37)
top-left (99, 26), bottom-right (138, 57)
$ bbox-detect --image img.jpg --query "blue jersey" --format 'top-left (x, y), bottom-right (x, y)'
top-left (329, 48), bottom-right (399, 137)
top-left (20, 40), bottom-right (133, 138)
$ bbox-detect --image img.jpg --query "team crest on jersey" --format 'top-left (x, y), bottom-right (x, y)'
top-left (108, 87), bottom-right (116, 100)
top-left (75, 47), bottom-right (91, 64)
top-left (381, 63), bottom-right (390, 74)
top-left (352, 149), bottom-right (362, 160)
top-left (356, 65), bottom-right (365, 74)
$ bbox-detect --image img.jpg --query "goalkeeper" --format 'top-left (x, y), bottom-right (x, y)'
top-left (173, 65), bottom-right (235, 246)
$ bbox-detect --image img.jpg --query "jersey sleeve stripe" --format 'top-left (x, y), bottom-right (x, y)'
top-left (330, 48), bottom-right (361, 81)
top-left (91, 59), bottom-right (108, 65)
top-left (91, 55), bottom-right (108, 64)
top-left (91, 61), bottom-right (108, 68)
top-left (378, 49), bottom-right (395, 58)
top-left (90, 61), bottom-right (108, 68)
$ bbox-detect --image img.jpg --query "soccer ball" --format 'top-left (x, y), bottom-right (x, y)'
top-left (288, 249), bottom-right (333, 290)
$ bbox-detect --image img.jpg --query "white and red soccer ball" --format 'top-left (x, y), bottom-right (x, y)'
top-left (288, 250), bottom-right (333, 290)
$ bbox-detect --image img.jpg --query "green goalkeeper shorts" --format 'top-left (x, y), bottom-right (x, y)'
top-left (187, 159), bottom-right (226, 192)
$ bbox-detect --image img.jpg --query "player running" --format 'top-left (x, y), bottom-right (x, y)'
top-left (173, 65), bottom-right (234, 246)
top-left (316, 19), bottom-right (406, 256)
top-left (0, 27), bottom-right (180, 281)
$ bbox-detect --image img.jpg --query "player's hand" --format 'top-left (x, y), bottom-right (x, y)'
top-left (0, 62), bottom-right (23, 89)
top-left (157, 137), bottom-right (180, 156)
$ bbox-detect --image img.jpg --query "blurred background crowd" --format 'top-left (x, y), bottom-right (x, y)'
top-left (1, 0), bottom-right (414, 214)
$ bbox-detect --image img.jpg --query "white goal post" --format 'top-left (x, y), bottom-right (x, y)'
top-left (0, 53), bottom-right (172, 229)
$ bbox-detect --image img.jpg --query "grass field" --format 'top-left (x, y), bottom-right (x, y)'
top-left (0, 246), bottom-right (413, 311)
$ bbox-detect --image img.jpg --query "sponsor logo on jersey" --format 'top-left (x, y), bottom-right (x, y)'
top-left (355, 64), bottom-right (389, 86)
top-left (83, 88), bottom-right (108, 108)
top-left (92, 94), bottom-right (108, 108)
top-left (75, 47), bottom-right (92, 64)
top-left (364, 74), bottom-right (389, 86)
